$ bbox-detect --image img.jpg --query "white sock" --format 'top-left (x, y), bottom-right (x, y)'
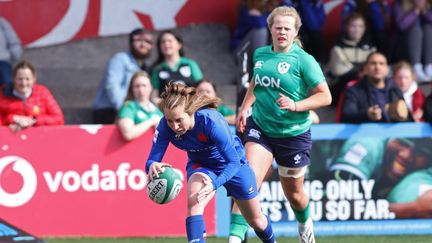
top-left (228, 235), bottom-right (243, 243)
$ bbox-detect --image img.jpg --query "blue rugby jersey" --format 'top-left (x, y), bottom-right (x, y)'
top-left (146, 109), bottom-right (247, 190)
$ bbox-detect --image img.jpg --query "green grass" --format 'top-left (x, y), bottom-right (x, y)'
top-left (43, 235), bottom-right (432, 243)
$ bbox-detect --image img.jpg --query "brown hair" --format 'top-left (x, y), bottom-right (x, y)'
top-left (13, 60), bottom-right (36, 78)
top-left (154, 30), bottom-right (184, 67)
top-left (243, 0), bottom-right (276, 13)
top-left (124, 71), bottom-right (151, 101)
top-left (159, 83), bottom-right (219, 115)
top-left (344, 12), bottom-right (366, 31)
top-left (196, 79), bottom-right (218, 93)
top-left (267, 6), bottom-right (303, 48)
top-left (393, 61), bottom-right (416, 81)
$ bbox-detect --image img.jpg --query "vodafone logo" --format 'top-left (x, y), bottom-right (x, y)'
top-left (0, 156), bottom-right (37, 207)
top-left (0, 156), bottom-right (148, 208)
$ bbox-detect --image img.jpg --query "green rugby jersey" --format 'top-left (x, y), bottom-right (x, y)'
top-left (118, 100), bottom-right (162, 124)
top-left (251, 43), bottom-right (324, 137)
top-left (329, 138), bottom-right (387, 180)
top-left (387, 168), bottom-right (432, 203)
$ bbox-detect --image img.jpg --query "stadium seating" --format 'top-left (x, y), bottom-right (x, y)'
top-left (22, 24), bottom-right (238, 124)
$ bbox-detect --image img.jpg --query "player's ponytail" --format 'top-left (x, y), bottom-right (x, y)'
top-left (159, 83), bottom-right (219, 115)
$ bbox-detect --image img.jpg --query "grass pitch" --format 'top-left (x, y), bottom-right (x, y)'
top-left (44, 235), bottom-right (432, 243)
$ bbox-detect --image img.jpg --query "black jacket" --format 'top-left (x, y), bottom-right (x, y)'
top-left (424, 92), bottom-right (432, 123)
top-left (340, 76), bottom-right (412, 123)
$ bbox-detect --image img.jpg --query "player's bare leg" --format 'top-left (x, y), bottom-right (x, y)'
top-left (280, 167), bottom-right (315, 243)
top-left (229, 142), bottom-right (273, 243)
top-left (235, 197), bottom-right (276, 243)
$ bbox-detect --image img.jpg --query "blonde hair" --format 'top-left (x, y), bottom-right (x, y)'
top-left (393, 61), bottom-right (417, 81)
top-left (400, 0), bottom-right (432, 12)
top-left (267, 6), bottom-right (303, 48)
top-left (125, 71), bottom-right (151, 101)
top-left (159, 83), bottom-right (219, 115)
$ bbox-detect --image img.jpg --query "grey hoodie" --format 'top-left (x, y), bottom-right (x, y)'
top-left (0, 17), bottom-right (22, 62)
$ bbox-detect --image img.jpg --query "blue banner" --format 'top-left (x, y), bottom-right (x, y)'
top-left (217, 123), bottom-right (432, 237)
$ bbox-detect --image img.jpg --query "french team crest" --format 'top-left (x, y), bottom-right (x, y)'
top-left (197, 132), bottom-right (208, 142)
top-left (277, 62), bottom-right (290, 74)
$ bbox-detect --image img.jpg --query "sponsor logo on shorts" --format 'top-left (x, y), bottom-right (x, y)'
top-left (248, 129), bottom-right (261, 139)
top-left (248, 186), bottom-right (255, 194)
top-left (294, 154), bottom-right (301, 164)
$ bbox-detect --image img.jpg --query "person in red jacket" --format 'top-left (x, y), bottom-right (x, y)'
top-left (393, 61), bottom-right (426, 122)
top-left (0, 60), bottom-right (64, 132)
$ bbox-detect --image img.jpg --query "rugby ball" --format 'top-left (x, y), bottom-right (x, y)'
top-left (146, 167), bottom-right (183, 204)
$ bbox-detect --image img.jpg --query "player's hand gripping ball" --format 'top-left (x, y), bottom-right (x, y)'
top-left (146, 167), bottom-right (183, 204)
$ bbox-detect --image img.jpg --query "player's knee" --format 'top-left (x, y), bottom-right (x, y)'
top-left (286, 191), bottom-right (304, 205)
top-left (247, 215), bottom-right (267, 231)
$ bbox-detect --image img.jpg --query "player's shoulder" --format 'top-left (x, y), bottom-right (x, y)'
top-left (196, 108), bottom-right (224, 123)
top-left (157, 116), bottom-right (170, 131)
top-left (254, 45), bottom-right (272, 55)
top-left (196, 108), bottom-right (220, 118)
top-left (292, 44), bottom-right (315, 61)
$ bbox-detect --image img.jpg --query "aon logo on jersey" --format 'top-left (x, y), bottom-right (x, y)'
top-left (254, 74), bottom-right (280, 89)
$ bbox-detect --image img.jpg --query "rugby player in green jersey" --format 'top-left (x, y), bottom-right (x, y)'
top-left (230, 6), bottom-right (332, 243)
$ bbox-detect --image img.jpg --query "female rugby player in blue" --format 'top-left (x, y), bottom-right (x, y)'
top-left (145, 83), bottom-right (276, 243)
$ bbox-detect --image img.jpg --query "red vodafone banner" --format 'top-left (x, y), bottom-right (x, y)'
top-left (0, 126), bottom-right (215, 237)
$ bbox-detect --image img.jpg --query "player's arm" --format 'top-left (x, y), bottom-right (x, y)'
top-left (145, 120), bottom-right (170, 174)
top-left (236, 79), bottom-right (256, 132)
top-left (208, 118), bottom-right (243, 190)
top-left (297, 54), bottom-right (332, 111)
top-left (295, 82), bottom-right (331, 112)
top-left (209, 120), bottom-right (241, 190)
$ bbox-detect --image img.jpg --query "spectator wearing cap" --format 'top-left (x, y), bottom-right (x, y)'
top-left (93, 28), bottom-right (153, 124)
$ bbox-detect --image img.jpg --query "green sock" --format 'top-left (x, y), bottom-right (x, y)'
top-left (291, 203), bottom-right (310, 223)
top-left (229, 213), bottom-right (249, 240)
